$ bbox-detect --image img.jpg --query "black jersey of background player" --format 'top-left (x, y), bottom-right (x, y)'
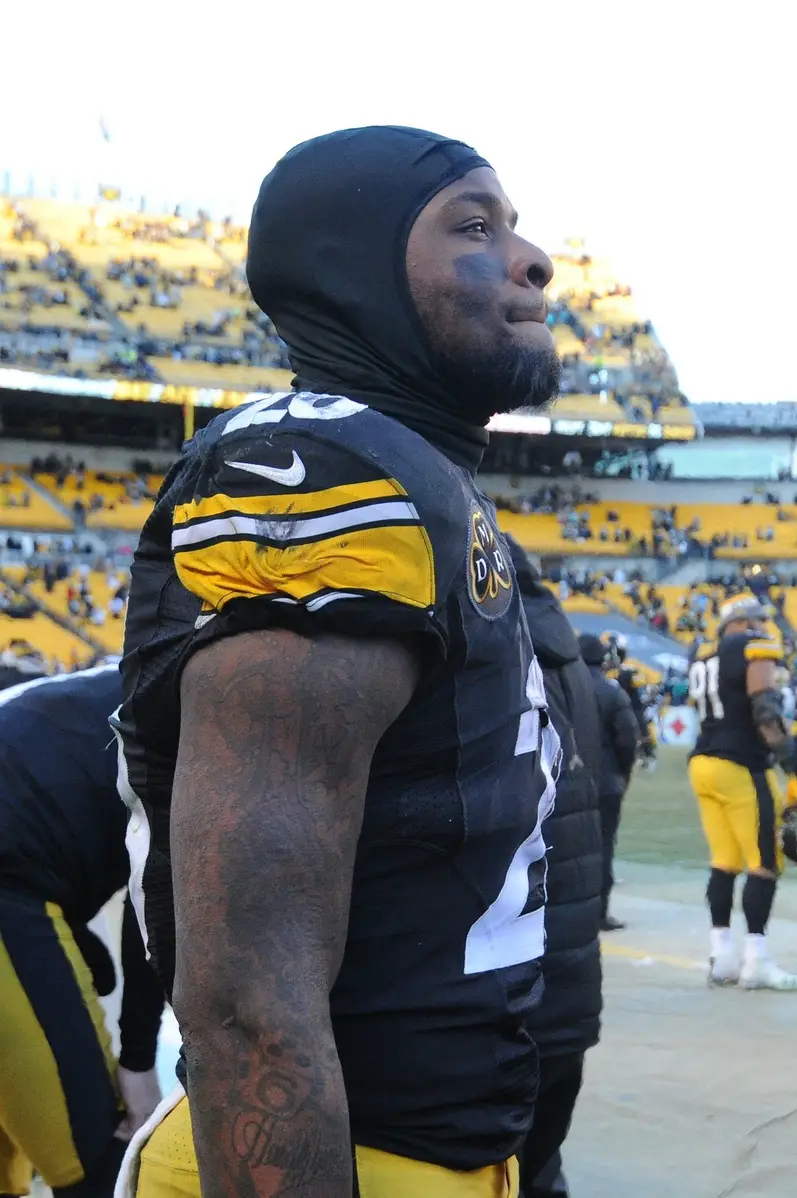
top-left (0, 665), bottom-right (124, 923)
top-left (690, 631), bottom-right (782, 770)
top-left (113, 394), bottom-right (559, 1170)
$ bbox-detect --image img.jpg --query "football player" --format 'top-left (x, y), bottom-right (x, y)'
top-left (0, 666), bottom-right (164, 1198)
top-left (688, 596), bottom-right (797, 989)
top-left (111, 126), bottom-right (562, 1198)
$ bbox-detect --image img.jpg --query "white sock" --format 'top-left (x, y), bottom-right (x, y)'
top-left (711, 927), bottom-right (733, 956)
top-left (743, 933), bottom-right (770, 962)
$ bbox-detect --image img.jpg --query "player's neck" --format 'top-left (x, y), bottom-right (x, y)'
top-left (295, 378), bottom-right (488, 473)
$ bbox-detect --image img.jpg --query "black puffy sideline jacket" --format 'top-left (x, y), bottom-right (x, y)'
top-left (509, 543), bottom-right (603, 1057)
top-left (587, 666), bottom-right (639, 798)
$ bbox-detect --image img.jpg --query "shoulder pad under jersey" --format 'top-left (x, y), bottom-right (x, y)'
top-left (169, 395), bottom-right (475, 655)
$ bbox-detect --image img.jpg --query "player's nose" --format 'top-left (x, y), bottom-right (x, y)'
top-left (509, 237), bottom-right (554, 291)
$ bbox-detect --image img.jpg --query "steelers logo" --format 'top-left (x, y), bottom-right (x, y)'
top-left (467, 507), bottom-right (513, 619)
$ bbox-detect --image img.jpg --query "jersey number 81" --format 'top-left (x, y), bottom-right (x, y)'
top-left (688, 655), bottom-right (724, 721)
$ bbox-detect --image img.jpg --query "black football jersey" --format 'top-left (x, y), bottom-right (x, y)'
top-left (112, 391), bottom-right (560, 1170)
top-left (690, 631), bottom-right (782, 770)
top-left (0, 665), bottom-right (124, 922)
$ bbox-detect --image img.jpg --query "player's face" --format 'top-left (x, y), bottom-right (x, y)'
top-left (405, 167), bottom-right (561, 415)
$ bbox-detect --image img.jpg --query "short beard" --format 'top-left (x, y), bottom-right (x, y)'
top-left (439, 332), bottom-right (562, 422)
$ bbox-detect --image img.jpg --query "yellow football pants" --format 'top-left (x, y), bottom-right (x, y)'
top-left (689, 756), bottom-right (784, 874)
top-left (0, 891), bottom-right (120, 1194)
top-left (134, 1095), bottom-right (519, 1198)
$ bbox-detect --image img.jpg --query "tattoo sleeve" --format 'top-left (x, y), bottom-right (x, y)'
top-left (170, 628), bottom-right (418, 1198)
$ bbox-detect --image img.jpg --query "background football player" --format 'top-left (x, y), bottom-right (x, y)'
top-left (0, 666), bottom-right (164, 1198)
top-left (688, 596), bottom-right (797, 990)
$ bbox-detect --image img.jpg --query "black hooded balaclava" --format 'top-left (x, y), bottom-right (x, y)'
top-left (246, 125), bottom-right (494, 472)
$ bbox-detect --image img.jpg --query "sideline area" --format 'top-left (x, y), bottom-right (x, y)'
top-left (565, 865), bottom-right (797, 1198)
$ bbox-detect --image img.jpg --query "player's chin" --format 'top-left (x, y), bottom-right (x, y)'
top-left (495, 341), bottom-right (562, 414)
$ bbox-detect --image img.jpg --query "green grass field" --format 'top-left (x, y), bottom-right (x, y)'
top-left (616, 746), bottom-right (706, 867)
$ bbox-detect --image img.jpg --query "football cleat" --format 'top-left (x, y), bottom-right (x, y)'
top-left (708, 951), bottom-right (740, 987)
top-left (739, 959), bottom-right (797, 990)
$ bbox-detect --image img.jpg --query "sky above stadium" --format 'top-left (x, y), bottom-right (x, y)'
top-left (3, 1), bottom-right (794, 405)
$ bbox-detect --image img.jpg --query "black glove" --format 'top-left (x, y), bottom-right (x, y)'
top-left (774, 737), bottom-right (797, 776)
top-left (781, 804), bottom-right (797, 865)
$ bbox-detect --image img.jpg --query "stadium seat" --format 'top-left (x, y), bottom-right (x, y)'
top-left (0, 613), bottom-right (94, 669)
top-left (26, 569), bottom-right (127, 657)
top-left (0, 566), bottom-right (96, 671)
top-left (496, 499), bottom-right (797, 560)
top-left (151, 356), bottom-right (292, 392)
top-left (34, 470), bottom-right (160, 532)
top-left (0, 468), bottom-right (72, 530)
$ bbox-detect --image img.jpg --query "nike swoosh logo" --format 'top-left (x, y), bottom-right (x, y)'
top-left (225, 452), bottom-right (306, 487)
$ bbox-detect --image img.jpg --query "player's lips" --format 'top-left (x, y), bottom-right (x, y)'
top-left (506, 300), bottom-right (548, 324)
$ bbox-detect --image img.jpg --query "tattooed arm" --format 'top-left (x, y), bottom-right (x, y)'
top-left (171, 627), bottom-right (418, 1198)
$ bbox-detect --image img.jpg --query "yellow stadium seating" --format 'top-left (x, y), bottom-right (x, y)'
top-left (110, 274), bottom-right (250, 341)
top-left (20, 200), bottom-right (222, 270)
top-left (497, 501), bottom-right (797, 560)
top-left (551, 324), bottom-right (584, 357)
top-left (0, 610), bottom-right (94, 670)
top-left (600, 581), bottom-right (787, 653)
top-left (216, 235), bottom-right (246, 264)
top-left (34, 470), bottom-right (161, 532)
top-left (14, 199), bottom-right (255, 344)
top-left (548, 395), bottom-right (628, 423)
top-left (151, 357), bottom-right (292, 392)
top-left (0, 468), bottom-right (72, 530)
top-left (27, 569), bottom-right (127, 657)
top-left (547, 252), bottom-right (662, 376)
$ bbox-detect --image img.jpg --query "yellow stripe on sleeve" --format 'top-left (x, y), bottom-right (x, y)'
top-left (175, 522), bottom-right (435, 612)
top-left (174, 478), bottom-right (405, 530)
top-left (744, 640), bottom-right (782, 662)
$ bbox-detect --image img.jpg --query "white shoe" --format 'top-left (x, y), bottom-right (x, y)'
top-left (708, 950), bottom-right (740, 986)
top-left (739, 958), bottom-right (797, 990)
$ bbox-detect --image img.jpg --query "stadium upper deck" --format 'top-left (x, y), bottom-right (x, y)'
top-left (0, 194), bottom-right (695, 438)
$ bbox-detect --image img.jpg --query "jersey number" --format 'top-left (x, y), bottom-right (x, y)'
top-left (464, 659), bottom-right (560, 975)
top-left (223, 392), bottom-right (365, 435)
top-left (688, 656), bottom-right (724, 720)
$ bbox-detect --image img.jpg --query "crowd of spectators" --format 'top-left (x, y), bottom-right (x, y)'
top-left (545, 566), bottom-right (794, 653)
top-left (546, 261), bottom-right (686, 415)
top-left (28, 453), bottom-right (159, 526)
top-left (1, 238), bottom-right (108, 324)
top-left (489, 480), bottom-right (797, 561)
top-left (106, 255), bottom-right (244, 318)
top-left (0, 578), bottom-right (35, 619)
top-left (493, 482), bottom-right (601, 516)
top-left (0, 199), bottom-right (291, 383)
top-left (3, 205), bottom-right (683, 413)
top-left (21, 555), bottom-right (130, 631)
top-left (0, 471), bottom-right (31, 510)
